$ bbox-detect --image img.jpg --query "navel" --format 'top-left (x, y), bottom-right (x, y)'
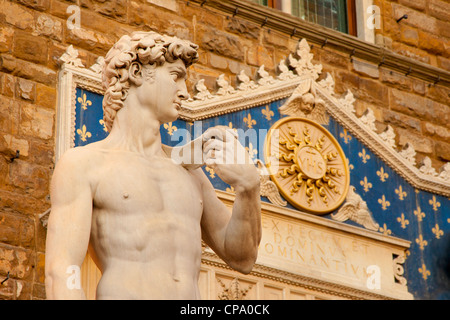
top-left (123, 192), bottom-right (129, 199)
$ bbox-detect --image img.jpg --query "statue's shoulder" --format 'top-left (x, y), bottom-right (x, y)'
top-left (56, 144), bottom-right (104, 173)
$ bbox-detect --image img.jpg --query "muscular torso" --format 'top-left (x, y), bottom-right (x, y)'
top-left (86, 148), bottom-right (204, 299)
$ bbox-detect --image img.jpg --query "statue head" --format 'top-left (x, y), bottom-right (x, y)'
top-left (102, 31), bottom-right (199, 131)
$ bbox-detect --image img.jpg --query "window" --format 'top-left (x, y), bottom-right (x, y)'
top-left (249, 0), bottom-right (357, 36)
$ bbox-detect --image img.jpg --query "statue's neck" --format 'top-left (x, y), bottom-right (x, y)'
top-left (103, 100), bottom-right (165, 158)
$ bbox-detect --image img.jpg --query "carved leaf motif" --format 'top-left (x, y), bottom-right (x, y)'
top-left (438, 163), bottom-right (450, 181)
top-left (359, 108), bottom-right (377, 132)
top-left (217, 277), bottom-right (252, 300)
top-left (288, 39), bottom-right (322, 80)
top-left (318, 73), bottom-right (335, 93)
top-left (193, 79), bottom-right (213, 101)
top-left (338, 90), bottom-right (356, 114)
top-left (419, 157), bottom-right (438, 177)
top-left (379, 125), bottom-right (396, 149)
top-left (89, 56), bottom-right (105, 74)
top-left (216, 74), bottom-right (235, 96)
top-left (237, 70), bottom-right (257, 91)
top-left (277, 59), bottom-right (295, 80)
top-left (60, 45), bottom-right (84, 67)
top-left (256, 65), bottom-right (275, 86)
top-left (399, 143), bottom-right (416, 166)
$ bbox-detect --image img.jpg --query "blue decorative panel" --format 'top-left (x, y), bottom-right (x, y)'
top-left (73, 87), bottom-right (450, 300)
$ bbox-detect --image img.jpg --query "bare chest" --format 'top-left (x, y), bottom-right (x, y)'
top-left (92, 154), bottom-right (203, 215)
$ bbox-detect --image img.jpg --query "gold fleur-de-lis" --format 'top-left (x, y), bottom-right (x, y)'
top-left (76, 125), bottom-right (92, 142)
top-left (205, 166), bottom-right (215, 178)
top-left (163, 122), bottom-right (177, 135)
top-left (432, 224), bottom-right (444, 239)
top-left (77, 93), bottom-right (92, 110)
top-left (99, 119), bottom-right (108, 132)
top-left (340, 129), bottom-right (352, 144)
top-left (414, 206), bottom-right (426, 222)
top-left (376, 167), bottom-right (389, 182)
top-left (415, 234), bottom-right (428, 250)
top-left (397, 213), bottom-right (409, 229)
top-left (428, 196), bottom-right (441, 212)
top-left (346, 158), bottom-right (354, 171)
top-left (379, 223), bottom-right (392, 236)
top-left (395, 185), bottom-right (407, 200)
top-left (228, 122), bottom-right (237, 132)
top-left (261, 105), bottom-right (274, 121)
top-left (360, 177), bottom-right (372, 192)
top-left (418, 264), bottom-right (430, 280)
top-left (358, 148), bottom-right (370, 164)
top-left (378, 195), bottom-right (390, 210)
top-left (245, 143), bottom-right (258, 159)
top-left (226, 185), bottom-right (235, 193)
top-left (243, 114), bottom-right (256, 129)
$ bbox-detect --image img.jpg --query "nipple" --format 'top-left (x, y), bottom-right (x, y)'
top-left (123, 192), bottom-right (129, 199)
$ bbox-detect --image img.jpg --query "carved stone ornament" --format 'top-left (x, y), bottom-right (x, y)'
top-left (264, 117), bottom-right (350, 214)
top-left (331, 186), bottom-right (380, 231)
top-left (419, 157), bottom-right (438, 177)
top-left (59, 45), bottom-right (84, 68)
top-left (278, 79), bottom-right (329, 125)
top-left (255, 159), bottom-right (287, 207)
top-left (393, 255), bottom-right (408, 286)
top-left (217, 277), bottom-right (253, 300)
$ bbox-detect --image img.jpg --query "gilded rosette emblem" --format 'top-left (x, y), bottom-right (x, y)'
top-left (264, 117), bottom-right (350, 214)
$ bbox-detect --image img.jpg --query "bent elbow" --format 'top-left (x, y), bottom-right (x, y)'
top-left (228, 255), bottom-right (258, 275)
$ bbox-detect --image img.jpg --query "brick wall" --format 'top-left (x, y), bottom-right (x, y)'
top-left (0, 0), bottom-right (448, 299)
top-left (374, 0), bottom-right (450, 71)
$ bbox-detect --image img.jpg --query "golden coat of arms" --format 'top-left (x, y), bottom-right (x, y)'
top-left (264, 117), bottom-right (350, 214)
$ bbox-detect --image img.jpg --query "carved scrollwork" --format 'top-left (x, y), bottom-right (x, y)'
top-left (393, 255), bottom-right (407, 286)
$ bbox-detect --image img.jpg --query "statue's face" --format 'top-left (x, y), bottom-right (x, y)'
top-left (136, 59), bottom-right (189, 124)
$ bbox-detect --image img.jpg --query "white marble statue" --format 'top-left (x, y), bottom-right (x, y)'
top-left (45, 31), bottom-right (262, 300)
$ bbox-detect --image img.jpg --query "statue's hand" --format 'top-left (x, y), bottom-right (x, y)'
top-left (202, 126), bottom-right (259, 192)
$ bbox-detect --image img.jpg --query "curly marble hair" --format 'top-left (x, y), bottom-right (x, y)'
top-left (102, 31), bottom-right (199, 131)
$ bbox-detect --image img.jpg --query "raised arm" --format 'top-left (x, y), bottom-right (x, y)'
top-left (45, 149), bottom-right (93, 299)
top-left (196, 127), bottom-right (262, 274)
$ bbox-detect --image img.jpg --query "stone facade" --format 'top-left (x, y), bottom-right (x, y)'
top-left (0, 0), bottom-right (448, 299)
